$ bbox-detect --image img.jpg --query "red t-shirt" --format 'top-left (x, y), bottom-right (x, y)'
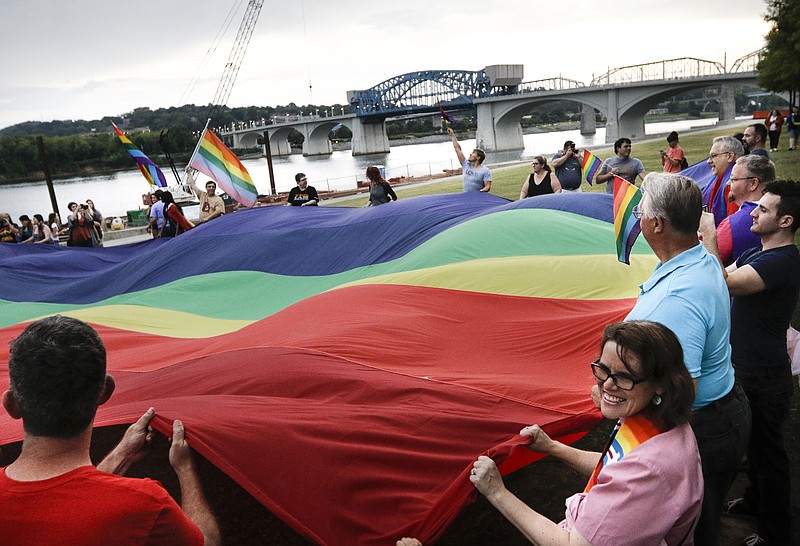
top-left (0, 466), bottom-right (204, 546)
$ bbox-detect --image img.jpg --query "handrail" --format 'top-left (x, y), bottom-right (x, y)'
top-left (592, 57), bottom-right (725, 86)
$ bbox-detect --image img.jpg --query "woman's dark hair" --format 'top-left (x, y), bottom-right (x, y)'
top-left (161, 191), bottom-right (183, 212)
top-left (366, 166), bottom-right (384, 184)
top-left (19, 215), bottom-right (30, 223)
top-left (532, 155), bottom-right (551, 173)
top-left (600, 321), bottom-right (695, 428)
top-left (666, 131), bottom-right (679, 144)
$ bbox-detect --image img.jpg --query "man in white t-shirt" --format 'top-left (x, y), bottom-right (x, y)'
top-left (447, 127), bottom-right (491, 193)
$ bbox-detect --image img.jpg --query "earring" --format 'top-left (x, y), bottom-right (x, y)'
top-left (652, 395), bottom-right (662, 406)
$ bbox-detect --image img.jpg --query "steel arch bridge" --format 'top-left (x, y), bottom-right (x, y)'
top-left (348, 69), bottom-right (518, 118)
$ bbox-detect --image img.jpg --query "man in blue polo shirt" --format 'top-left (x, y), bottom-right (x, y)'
top-left (625, 172), bottom-right (750, 546)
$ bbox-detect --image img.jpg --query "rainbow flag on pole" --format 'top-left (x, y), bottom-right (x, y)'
top-left (111, 122), bottom-right (167, 187)
top-left (581, 149), bottom-right (603, 186)
top-left (189, 128), bottom-right (258, 207)
top-left (612, 175), bottom-right (643, 265)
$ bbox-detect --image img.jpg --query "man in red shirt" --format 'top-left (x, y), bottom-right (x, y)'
top-left (1, 315), bottom-right (220, 546)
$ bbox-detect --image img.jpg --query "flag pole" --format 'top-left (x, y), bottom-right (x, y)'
top-left (186, 118), bottom-right (212, 172)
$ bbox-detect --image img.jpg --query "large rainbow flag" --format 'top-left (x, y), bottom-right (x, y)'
top-left (189, 128), bottom-right (258, 207)
top-left (612, 175), bottom-right (644, 265)
top-left (581, 149), bottom-right (602, 185)
top-left (0, 193), bottom-right (655, 545)
top-left (111, 122), bottom-right (168, 188)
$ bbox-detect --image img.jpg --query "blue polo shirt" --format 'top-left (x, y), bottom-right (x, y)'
top-left (626, 243), bottom-right (734, 410)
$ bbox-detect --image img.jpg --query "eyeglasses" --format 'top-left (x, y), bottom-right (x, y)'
top-left (707, 151), bottom-right (731, 161)
top-left (591, 361), bottom-right (646, 391)
top-left (532, 162), bottom-right (541, 166)
top-left (729, 176), bottom-right (756, 182)
top-left (300, 178), bottom-right (308, 182)
top-left (631, 204), bottom-right (643, 219)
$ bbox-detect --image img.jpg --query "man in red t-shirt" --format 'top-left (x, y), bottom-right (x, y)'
top-left (0, 316), bottom-right (220, 546)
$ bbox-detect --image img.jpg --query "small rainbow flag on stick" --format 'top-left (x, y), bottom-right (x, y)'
top-left (111, 122), bottom-right (168, 188)
top-left (612, 175), bottom-right (643, 265)
top-left (437, 100), bottom-right (456, 127)
top-left (581, 149), bottom-right (603, 186)
top-left (188, 124), bottom-right (259, 207)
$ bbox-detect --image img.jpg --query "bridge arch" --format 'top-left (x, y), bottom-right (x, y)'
top-left (351, 70), bottom-right (491, 116)
top-left (302, 120), bottom-right (355, 156)
top-left (237, 131), bottom-right (262, 148)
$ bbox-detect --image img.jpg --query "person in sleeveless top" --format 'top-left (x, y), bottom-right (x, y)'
top-left (519, 156), bottom-right (562, 199)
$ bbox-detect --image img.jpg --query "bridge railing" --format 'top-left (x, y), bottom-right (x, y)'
top-left (591, 57), bottom-right (726, 86)
top-left (729, 48), bottom-right (765, 73)
top-left (518, 77), bottom-right (585, 93)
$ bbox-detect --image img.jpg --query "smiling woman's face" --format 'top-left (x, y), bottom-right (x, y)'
top-left (595, 341), bottom-right (658, 421)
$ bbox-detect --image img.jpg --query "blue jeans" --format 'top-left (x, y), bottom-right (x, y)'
top-left (737, 364), bottom-right (794, 543)
top-left (690, 382), bottom-right (751, 546)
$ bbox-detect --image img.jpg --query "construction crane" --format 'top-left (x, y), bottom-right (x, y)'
top-left (212, 0), bottom-right (265, 108)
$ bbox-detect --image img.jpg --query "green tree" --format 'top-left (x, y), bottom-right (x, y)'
top-left (757, 0), bottom-right (800, 104)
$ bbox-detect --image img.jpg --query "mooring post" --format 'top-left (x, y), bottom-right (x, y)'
top-left (36, 136), bottom-right (59, 217)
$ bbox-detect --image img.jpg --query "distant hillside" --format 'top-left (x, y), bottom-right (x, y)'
top-left (0, 103), bottom-right (349, 137)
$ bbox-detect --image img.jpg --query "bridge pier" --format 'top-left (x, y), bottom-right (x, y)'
top-left (475, 103), bottom-right (524, 152)
top-left (602, 89), bottom-right (648, 144)
top-left (266, 128), bottom-right (295, 157)
top-left (268, 138), bottom-right (292, 157)
top-left (580, 104), bottom-right (596, 135)
top-left (301, 123), bottom-right (333, 156)
top-left (351, 119), bottom-right (390, 155)
top-left (718, 83), bottom-right (737, 122)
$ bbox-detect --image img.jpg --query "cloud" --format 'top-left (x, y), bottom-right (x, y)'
top-left (0, 0), bottom-right (773, 130)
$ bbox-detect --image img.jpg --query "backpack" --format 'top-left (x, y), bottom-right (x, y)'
top-left (680, 157), bottom-right (689, 170)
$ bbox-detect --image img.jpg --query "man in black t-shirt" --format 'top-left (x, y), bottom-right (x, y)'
top-left (700, 179), bottom-right (800, 546)
top-left (287, 172), bottom-right (319, 206)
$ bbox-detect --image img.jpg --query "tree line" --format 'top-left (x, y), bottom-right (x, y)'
top-left (0, 103), bottom-right (346, 181)
top-left (757, 0), bottom-right (800, 105)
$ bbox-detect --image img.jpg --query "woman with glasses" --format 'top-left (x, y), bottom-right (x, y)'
top-left (519, 156), bottom-right (562, 200)
top-left (468, 320), bottom-right (702, 546)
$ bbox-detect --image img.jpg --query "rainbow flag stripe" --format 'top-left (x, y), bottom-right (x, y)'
top-left (612, 175), bottom-right (643, 265)
top-left (584, 413), bottom-right (665, 492)
top-left (189, 129), bottom-right (258, 207)
top-left (604, 414), bottom-right (664, 464)
top-left (0, 193), bottom-right (657, 546)
top-left (581, 149), bottom-right (602, 186)
top-left (111, 122), bottom-right (167, 188)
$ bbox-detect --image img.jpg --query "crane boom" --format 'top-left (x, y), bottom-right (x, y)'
top-left (211, 0), bottom-right (265, 107)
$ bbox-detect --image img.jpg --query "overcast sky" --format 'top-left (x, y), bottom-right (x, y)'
top-left (0, 0), bottom-right (772, 130)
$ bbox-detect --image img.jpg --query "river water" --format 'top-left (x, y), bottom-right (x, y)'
top-left (1, 117), bottom-right (727, 221)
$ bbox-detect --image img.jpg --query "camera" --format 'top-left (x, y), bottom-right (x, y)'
top-left (81, 204), bottom-right (89, 209)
